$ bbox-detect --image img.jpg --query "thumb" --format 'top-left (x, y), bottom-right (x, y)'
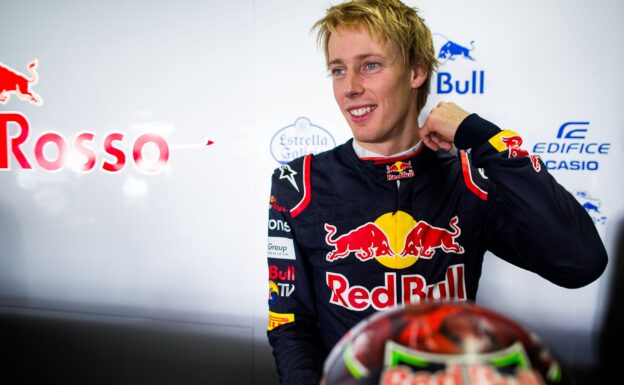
top-left (419, 120), bottom-right (439, 151)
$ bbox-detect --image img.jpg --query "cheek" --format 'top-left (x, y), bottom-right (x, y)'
top-left (379, 81), bottom-right (411, 105)
top-left (333, 83), bottom-right (345, 107)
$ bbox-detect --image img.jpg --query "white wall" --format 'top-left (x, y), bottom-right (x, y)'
top-left (1, 0), bottom-right (622, 371)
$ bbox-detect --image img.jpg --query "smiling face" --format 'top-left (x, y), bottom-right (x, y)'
top-left (327, 26), bottom-right (427, 155)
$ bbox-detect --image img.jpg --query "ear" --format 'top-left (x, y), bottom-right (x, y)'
top-left (410, 65), bottom-right (428, 89)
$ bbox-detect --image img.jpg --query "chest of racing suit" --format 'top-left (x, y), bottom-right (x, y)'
top-left (265, 114), bottom-right (607, 385)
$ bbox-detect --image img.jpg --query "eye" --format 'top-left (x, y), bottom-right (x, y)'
top-left (363, 62), bottom-right (380, 71)
top-left (329, 67), bottom-right (346, 78)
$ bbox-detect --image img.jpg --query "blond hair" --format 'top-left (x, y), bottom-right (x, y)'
top-left (312, 0), bottom-right (437, 114)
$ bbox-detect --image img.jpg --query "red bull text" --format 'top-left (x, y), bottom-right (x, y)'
top-left (386, 161), bottom-right (415, 181)
top-left (269, 265), bottom-right (295, 281)
top-left (326, 265), bottom-right (466, 311)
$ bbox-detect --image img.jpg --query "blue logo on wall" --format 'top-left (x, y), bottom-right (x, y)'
top-left (270, 117), bottom-right (336, 164)
top-left (532, 122), bottom-right (611, 171)
top-left (433, 33), bottom-right (485, 95)
top-left (438, 39), bottom-right (476, 62)
top-left (573, 190), bottom-right (607, 225)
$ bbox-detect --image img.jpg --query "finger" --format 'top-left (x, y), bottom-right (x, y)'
top-left (419, 119), bottom-right (432, 140)
top-left (422, 134), bottom-right (438, 151)
top-left (437, 140), bottom-right (453, 152)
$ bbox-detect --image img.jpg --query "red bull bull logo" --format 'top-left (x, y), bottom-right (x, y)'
top-left (325, 222), bottom-right (394, 262)
top-left (386, 161), bottom-right (414, 181)
top-left (0, 59), bottom-right (42, 105)
top-left (269, 195), bottom-right (287, 212)
top-left (500, 135), bottom-right (541, 172)
top-left (0, 59), bottom-right (213, 174)
top-left (324, 211), bottom-right (464, 269)
top-left (400, 216), bottom-right (464, 259)
top-left (501, 135), bottom-right (528, 158)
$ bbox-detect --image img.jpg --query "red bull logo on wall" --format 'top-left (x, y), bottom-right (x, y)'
top-left (0, 60), bottom-right (42, 105)
top-left (433, 34), bottom-right (485, 95)
top-left (0, 59), bottom-right (213, 174)
top-left (324, 211), bottom-right (464, 269)
top-left (574, 190), bottom-right (607, 225)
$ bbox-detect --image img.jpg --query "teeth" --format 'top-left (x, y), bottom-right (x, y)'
top-left (349, 106), bottom-right (375, 117)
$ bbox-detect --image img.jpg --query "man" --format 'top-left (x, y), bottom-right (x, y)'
top-left (266, 1), bottom-right (607, 384)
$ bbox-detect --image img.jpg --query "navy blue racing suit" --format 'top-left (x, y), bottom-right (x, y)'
top-left (265, 114), bottom-right (607, 385)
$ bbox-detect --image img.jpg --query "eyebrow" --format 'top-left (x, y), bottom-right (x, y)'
top-left (327, 53), bottom-right (384, 67)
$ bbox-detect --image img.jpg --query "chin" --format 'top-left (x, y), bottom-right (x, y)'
top-left (350, 127), bottom-right (379, 142)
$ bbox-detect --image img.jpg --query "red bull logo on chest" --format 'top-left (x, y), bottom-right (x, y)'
top-left (326, 264), bottom-right (466, 311)
top-left (324, 211), bottom-right (464, 269)
top-left (386, 161), bottom-right (414, 181)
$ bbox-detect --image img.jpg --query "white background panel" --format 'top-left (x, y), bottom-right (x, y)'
top-left (1, 0), bottom-right (622, 374)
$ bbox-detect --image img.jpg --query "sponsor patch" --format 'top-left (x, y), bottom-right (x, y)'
top-left (268, 236), bottom-right (296, 260)
top-left (268, 218), bottom-right (291, 233)
top-left (268, 311), bottom-right (294, 331)
top-left (326, 264), bottom-right (466, 311)
top-left (269, 265), bottom-right (296, 281)
top-left (324, 212), bottom-right (464, 269)
top-left (279, 164), bottom-right (299, 191)
top-left (386, 161), bottom-right (414, 181)
top-left (269, 195), bottom-right (287, 212)
top-left (488, 130), bottom-right (519, 153)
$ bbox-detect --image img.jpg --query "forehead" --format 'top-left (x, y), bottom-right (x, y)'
top-left (327, 26), bottom-right (399, 63)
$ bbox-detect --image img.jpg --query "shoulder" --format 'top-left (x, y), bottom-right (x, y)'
top-left (270, 141), bottom-right (349, 218)
top-left (421, 148), bottom-right (490, 201)
top-left (270, 155), bottom-right (310, 206)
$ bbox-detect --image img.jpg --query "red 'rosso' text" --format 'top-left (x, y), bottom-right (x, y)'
top-left (0, 112), bottom-right (169, 173)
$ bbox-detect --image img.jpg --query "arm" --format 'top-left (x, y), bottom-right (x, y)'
top-left (267, 165), bottom-right (325, 385)
top-left (420, 102), bottom-right (607, 288)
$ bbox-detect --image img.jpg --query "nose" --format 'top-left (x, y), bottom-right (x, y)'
top-left (343, 71), bottom-right (364, 98)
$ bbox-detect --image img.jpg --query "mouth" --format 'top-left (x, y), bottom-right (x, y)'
top-left (348, 105), bottom-right (377, 118)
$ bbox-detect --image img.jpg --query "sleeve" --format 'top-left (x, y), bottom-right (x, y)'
top-left (266, 161), bottom-right (325, 385)
top-left (455, 113), bottom-right (608, 288)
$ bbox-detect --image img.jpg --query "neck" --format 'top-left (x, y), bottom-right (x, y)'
top-left (355, 128), bottom-right (421, 156)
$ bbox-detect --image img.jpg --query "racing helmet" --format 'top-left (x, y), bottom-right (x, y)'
top-left (321, 300), bottom-right (575, 385)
